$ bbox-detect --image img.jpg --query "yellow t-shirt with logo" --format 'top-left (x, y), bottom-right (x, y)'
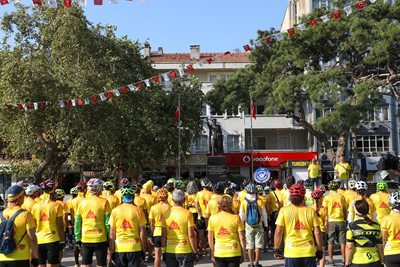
top-left (334, 162), bottom-right (351, 180)
top-left (232, 199), bottom-right (240, 214)
top-left (21, 197), bottom-right (37, 212)
top-left (151, 190), bottom-right (157, 198)
top-left (31, 200), bottom-right (63, 244)
top-left (237, 190), bottom-right (247, 205)
top-left (148, 203), bottom-right (171, 236)
top-left (348, 196), bottom-right (376, 220)
top-left (207, 211), bottom-right (244, 257)
top-left (106, 194), bottom-right (120, 210)
top-left (161, 206), bottom-right (195, 254)
top-left (195, 190), bottom-right (213, 217)
top-left (76, 195), bottom-right (111, 243)
top-left (381, 213), bottom-right (400, 255)
top-left (141, 193), bottom-right (156, 211)
top-left (206, 195), bottom-right (222, 216)
top-left (0, 207), bottom-right (35, 261)
top-left (114, 189), bottom-right (122, 203)
top-left (134, 195), bottom-right (148, 212)
top-left (308, 163), bottom-right (321, 178)
top-left (311, 205), bottom-right (328, 233)
top-left (276, 205), bottom-right (320, 258)
top-left (57, 200), bottom-right (69, 231)
top-left (167, 192), bottom-right (174, 206)
top-left (338, 189), bottom-right (346, 195)
top-left (370, 192), bottom-right (390, 222)
top-left (71, 193), bottom-right (85, 220)
top-left (240, 199), bottom-right (264, 226)
top-left (186, 193), bottom-right (197, 213)
top-left (322, 192), bottom-right (347, 222)
top-left (281, 189), bottom-right (291, 207)
top-left (345, 191), bottom-right (358, 207)
top-left (109, 203), bottom-right (147, 252)
top-left (268, 189), bottom-right (282, 212)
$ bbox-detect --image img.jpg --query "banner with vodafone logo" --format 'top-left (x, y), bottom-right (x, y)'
top-left (224, 152), bottom-right (318, 167)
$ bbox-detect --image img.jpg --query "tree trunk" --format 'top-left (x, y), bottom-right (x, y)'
top-left (33, 141), bottom-right (56, 184)
top-left (336, 136), bottom-right (347, 163)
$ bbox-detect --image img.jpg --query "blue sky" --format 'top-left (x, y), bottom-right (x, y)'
top-left (0, 0), bottom-right (288, 53)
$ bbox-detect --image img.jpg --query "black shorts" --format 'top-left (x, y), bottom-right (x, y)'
top-left (115, 251), bottom-right (141, 267)
top-left (0, 260), bottom-right (30, 267)
top-left (166, 253), bottom-right (193, 267)
top-left (351, 261), bottom-right (381, 267)
top-left (38, 241), bottom-right (60, 265)
top-left (154, 236), bottom-right (162, 248)
top-left (82, 241), bottom-right (107, 266)
top-left (384, 254), bottom-right (400, 267)
top-left (197, 216), bottom-right (206, 230)
top-left (192, 213), bottom-right (198, 223)
top-left (285, 257), bottom-right (316, 267)
top-left (214, 256), bottom-right (240, 267)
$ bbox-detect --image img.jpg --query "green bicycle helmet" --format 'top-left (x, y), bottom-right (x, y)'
top-left (103, 181), bottom-right (114, 191)
top-left (55, 189), bottom-right (66, 198)
top-left (121, 188), bottom-right (136, 196)
top-left (256, 185), bottom-right (263, 194)
top-left (377, 181), bottom-right (388, 191)
top-left (70, 187), bottom-right (78, 195)
top-left (175, 180), bottom-right (184, 189)
top-left (167, 178), bottom-right (176, 184)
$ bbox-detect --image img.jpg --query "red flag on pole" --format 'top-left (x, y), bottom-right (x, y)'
top-left (310, 19), bottom-right (317, 27)
top-left (174, 106), bottom-right (180, 120)
top-left (251, 101), bottom-right (256, 120)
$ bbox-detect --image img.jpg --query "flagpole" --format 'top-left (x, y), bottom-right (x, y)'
top-left (178, 94), bottom-right (181, 180)
top-left (250, 93), bottom-right (254, 181)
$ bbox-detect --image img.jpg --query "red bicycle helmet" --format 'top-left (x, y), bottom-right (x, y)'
top-left (76, 182), bottom-right (87, 192)
top-left (289, 184), bottom-right (306, 197)
top-left (319, 185), bottom-right (326, 194)
top-left (274, 179), bottom-right (283, 189)
top-left (120, 178), bottom-right (129, 186)
top-left (41, 179), bottom-right (56, 193)
top-left (243, 178), bottom-right (251, 187)
top-left (311, 190), bottom-right (323, 199)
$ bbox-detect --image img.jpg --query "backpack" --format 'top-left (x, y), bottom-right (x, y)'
top-left (0, 209), bottom-right (27, 254)
top-left (245, 198), bottom-right (261, 226)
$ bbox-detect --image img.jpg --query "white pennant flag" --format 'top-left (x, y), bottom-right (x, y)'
top-left (275, 33), bottom-right (284, 41)
top-left (78, 0), bottom-right (86, 6)
top-left (139, 0), bottom-right (147, 2)
top-left (21, 103), bottom-right (26, 109)
top-left (71, 99), bottom-right (76, 106)
top-left (109, 0), bottom-right (118, 3)
top-left (162, 73), bottom-right (170, 82)
top-left (128, 84), bottom-right (135, 91)
top-left (99, 93), bottom-right (107, 101)
top-left (344, 6), bottom-right (352, 16)
top-left (196, 61), bottom-right (204, 68)
top-left (178, 68), bottom-right (185, 77)
top-left (144, 79), bottom-right (151, 87)
top-left (59, 101), bottom-right (65, 108)
top-left (85, 98), bottom-right (90, 105)
top-left (299, 24), bottom-right (306, 31)
top-left (321, 15), bottom-right (330, 23)
top-left (48, 0), bottom-right (57, 8)
top-left (370, 0), bottom-right (376, 2)
top-left (215, 55), bottom-right (221, 62)
top-left (255, 41), bottom-right (262, 46)
top-left (34, 103), bottom-right (38, 110)
top-left (113, 89), bottom-right (121, 96)
top-left (233, 48), bottom-right (241, 53)
top-left (14, 0), bottom-right (24, 3)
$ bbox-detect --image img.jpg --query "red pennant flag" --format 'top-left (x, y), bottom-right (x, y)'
top-left (264, 37), bottom-right (271, 44)
top-left (106, 91), bottom-right (113, 98)
top-left (174, 106), bottom-right (180, 120)
top-left (136, 82), bottom-right (142, 88)
top-left (287, 28), bottom-right (295, 37)
top-left (94, 0), bottom-right (102, 4)
top-left (170, 71), bottom-right (177, 79)
top-left (78, 99), bottom-right (83, 105)
top-left (121, 86), bottom-right (128, 93)
top-left (92, 95), bottom-right (98, 102)
top-left (243, 44), bottom-right (251, 52)
top-left (40, 102), bottom-right (45, 110)
top-left (6, 104), bottom-right (12, 109)
top-left (332, 10), bottom-right (342, 20)
top-left (356, 1), bottom-right (365, 9)
top-left (28, 104), bottom-right (33, 110)
top-left (66, 100), bottom-right (71, 107)
top-left (52, 101), bottom-right (57, 105)
top-left (17, 104), bottom-right (23, 109)
top-left (310, 19), bottom-right (317, 27)
top-left (251, 101), bottom-right (256, 120)
top-left (224, 51), bottom-right (231, 55)
top-left (33, 0), bottom-right (42, 4)
top-left (0, 0), bottom-right (9, 5)
top-left (187, 65), bottom-right (194, 72)
top-left (206, 58), bottom-right (213, 64)
top-left (64, 0), bottom-right (71, 7)
top-left (153, 76), bottom-right (160, 83)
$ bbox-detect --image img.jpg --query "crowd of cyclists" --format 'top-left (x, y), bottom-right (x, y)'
top-left (1, 173), bottom-right (400, 267)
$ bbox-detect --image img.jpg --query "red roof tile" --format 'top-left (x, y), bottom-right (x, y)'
top-left (147, 52), bottom-right (250, 63)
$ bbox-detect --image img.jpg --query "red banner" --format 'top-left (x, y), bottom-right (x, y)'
top-left (220, 152), bottom-right (318, 167)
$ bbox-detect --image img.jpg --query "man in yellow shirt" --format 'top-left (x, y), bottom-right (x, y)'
top-left (237, 178), bottom-right (251, 206)
top-left (348, 181), bottom-right (377, 223)
top-left (102, 181), bottom-right (120, 210)
top-left (274, 184), bottom-right (323, 266)
top-left (308, 159), bottom-right (322, 191)
top-left (0, 185), bottom-right (39, 267)
top-left (114, 178), bottom-right (129, 204)
top-left (370, 181), bottom-right (390, 224)
top-left (161, 190), bottom-right (198, 267)
top-left (334, 156), bottom-right (351, 189)
top-left (70, 182), bottom-right (86, 267)
top-left (22, 184), bottom-right (39, 212)
top-left (55, 189), bottom-right (69, 267)
top-left (195, 178), bottom-right (213, 257)
top-left (141, 180), bottom-right (157, 262)
top-left (267, 179), bottom-right (283, 247)
top-left (206, 182), bottom-right (225, 219)
top-left (75, 178), bottom-right (111, 267)
top-left (31, 180), bottom-right (65, 267)
top-left (381, 191), bottom-right (400, 266)
top-left (109, 187), bottom-right (147, 267)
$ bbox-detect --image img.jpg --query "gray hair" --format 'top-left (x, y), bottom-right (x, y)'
top-left (172, 189), bottom-right (185, 205)
top-left (186, 181), bottom-right (198, 195)
top-left (153, 185), bottom-right (160, 192)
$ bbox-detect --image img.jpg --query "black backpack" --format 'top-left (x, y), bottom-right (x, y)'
top-left (0, 209), bottom-right (27, 254)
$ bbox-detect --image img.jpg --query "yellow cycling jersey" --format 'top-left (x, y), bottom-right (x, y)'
top-left (141, 193), bottom-right (156, 210)
top-left (311, 205), bottom-right (328, 233)
top-left (370, 192), bottom-right (390, 222)
top-left (134, 195), bottom-right (148, 213)
top-left (380, 213), bottom-right (400, 255)
top-left (114, 189), bottom-right (122, 203)
top-left (186, 193), bottom-right (197, 213)
top-left (308, 163), bottom-right (321, 178)
top-left (348, 196), bottom-right (376, 220)
top-left (322, 191), bottom-right (346, 222)
top-left (240, 199), bottom-right (265, 226)
top-left (21, 197), bottom-right (37, 212)
top-left (345, 191), bottom-right (357, 206)
top-left (237, 190), bottom-right (247, 205)
top-left (148, 202), bottom-right (171, 236)
top-left (106, 194), bottom-right (120, 210)
top-left (268, 189), bottom-right (282, 212)
top-left (206, 195), bottom-right (222, 216)
top-left (31, 200), bottom-right (63, 244)
top-left (195, 190), bottom-right (213, 217)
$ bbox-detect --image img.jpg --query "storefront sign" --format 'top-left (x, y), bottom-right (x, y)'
top-left (280, 160), bottom-right (312, 169)
top-left (224, 152), bottom-right (318, 167)
top-left (253, 168), bottom-right (271, 184)
top-left (357, 157), bottom-right (380, 171)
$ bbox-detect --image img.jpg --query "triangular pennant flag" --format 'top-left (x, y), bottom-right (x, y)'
top-left (206, 58), bottom-right (213, 64)
top-left (255, 41), bottom-right (262, 47)
top-left (136, 82), bottom-right (142, 88)
top-left (85, 98), bottom-right (90, 104)
top-left (356, 1), bottom-right (365, 9)
top-left (33, 0), bottom-right (42, 5)
top-left (121, 86), bottom-right (128, 93)
top-left (34, 103), bottom-right (38, 110)
top-left (344, 6), bottom-right (352, 16)
top-left (243, 44), bottom-right (251, 52)
top-left (321, 15), bottom-right (330, 23)
top-left (64, 0), bottom-right (71, 7)
top-left (48, 0), bottom-right (57, 8)
top-left (224, 51), bottom-right (231, 55)
top-left (178, 68), bottom-right (185, 77)
top-left (310, 19), bottom-right (317, 27)
top-left (92, 95), bottom-right (98, 102)
top-left (139, 0), bottom-right (147, 2)
top-left (196, 61), bottom-right (204, 68)
top-left (299, 24), bottom-right (306, 31)
top-left (370, 0), bottom-right (376, 3)
top-left (144, 79), bottom-right (150, 87)
top-left (332, 10), bottom-right (342, 20)
top-left (99, 93), bottom-right (106, 101)
top-left (275, 33), bottom-right (284, 41)
top-left (187, 65), bottom-right (194, 72)
top-left (128, 84), bottom-right (135, 91)
top-left (264, 36), bottom-right (271, 44)
top-left (40, 102), bottom-right (45, 110)
top-left (59, 101), bottom-right (65, 108)
top-left (6, 104), bottom-right (12, 109)
top-left (153, 76), bottom-right (160, 83)
top-left (287, 28), bottom-right (295, 37)
top-left (21, 103), bottom-right (26, 109)
top-left (113, 89), bottom-right (120, 96)
top-left (109, 0), bottom-right (117, 4)
top-left (170, 70), bottom-right (177, 79)
top-left (14, 0), bottom-right (23, 3)
top-left (215, 55), bottom-right (221, 62)
top-left (233, 48), bottom-right (241, 53)
top-left (162, 73), bottom-right (170, 82)
top-left (17, 104), bottom-right (23, 110)
top-left (106, 91), bottom-right (114, 98)
top-left (71, 99), bottom-right (76, 106)
top-left (78, 0), bottom-right (86, 6)
top-left (94, 0), bottom-right (102, 4)
top-left (78, 99), bottom-right (83, 105)
top-left (175, 106), bottom-right (180, 120)
top-left (28, 104), bottom-right (33, 110)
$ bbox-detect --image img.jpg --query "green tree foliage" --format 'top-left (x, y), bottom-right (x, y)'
top-left (207, 0), bottom-right (400, 164)
top-left (0, 4), bottom-right (205, 183)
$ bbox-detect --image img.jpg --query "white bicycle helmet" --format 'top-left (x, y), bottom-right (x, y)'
top-left (348, 179), bottom-right (356, 189)
top-left (355, 181), bottom-right (368, 190)
top-left (264, 186), bottom-right (271, 194)
top-left (87, 178), bottom-right (103, 195)
top-left (389, 192), bottom-right (400, 209)
top-left (25, 185), bottom-right (40, 196)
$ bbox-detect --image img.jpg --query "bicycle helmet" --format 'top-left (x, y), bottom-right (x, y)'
top-left (311, 190), bottom-right (323, 199)
top-left (246, 183), bottom-right (256, 194)
top-left (175, 180), bottom-right (184, 189)
top-left (377, 181), bottom-right (388, 191)
top-left (139, 178), bottom-right (147, 186)
top-left (328, 180), bottom-right (340, 190)
top-left (121, 188), bottom-right (136, 196)
top-left (120, 178), bottom-right (129, 187)
top-left (289, 184), bottom-right (306, 197)
top-left (214, 182), bottom-right (225, 195)
top-left (256, 185), bottom-right (263, 195)
top-left (167, 178), bottom-right (176, 184)
top-left (166, 183), bottom-right (175, 192)
top-left (319, 185), bottom-right (326, 194)
top-left (201, 178), bottom-right (212, 188)
top-left (41, 179), bottom-right (56, 193)
top-left (76, 182), bottom-right (87, 192)
top-left (70, 187), bottom-right (78, 195)
top-left (274, 179), bottom-right (283, 189)
top-left (225, 188), bottom-right (235, 197)
top-left (355, 181), bottom-right (368, 191)
top-left (122, 182), bottom-right (133, 189)
top-left (55, 189), bottom-right (66, 198)
top-left (304, 179), bottom-right (313, 188)
top-left (87, 178), bottom-right (103, 194)
top-left (103, 181), bottom-right (114, 191)
top-left (297, 179), bottom-right (304, 185)
top-left (25, 185), bottom-right (40, 196)
top-left (264, 186), bottom-right (271, 195)
top-left (348, 179), bottom-right (356, 189)
top-left (389, 191), bottom-right (400, 209)
top-left (157, 188), bottom-right (168, 201)
top-left (243, 178), bottom-right (251, 187)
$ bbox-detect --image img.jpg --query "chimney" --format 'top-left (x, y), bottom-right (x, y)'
top-left (158, 47), bottom-right (163, 55)
top-left (190, 45), bottom-right (200, 59)
top-left (144, 43), bottom-right (151, 58)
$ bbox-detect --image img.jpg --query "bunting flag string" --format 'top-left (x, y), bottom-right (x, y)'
top-left (1, 0), bottom-right (146, 6)
top-left (2, 0), bottom-right (377, 111)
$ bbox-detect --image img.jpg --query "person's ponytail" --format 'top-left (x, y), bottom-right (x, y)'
top-left (363, 214), bottom-right (373, 226)
top-left (315, 199), bottom-right (321, 217)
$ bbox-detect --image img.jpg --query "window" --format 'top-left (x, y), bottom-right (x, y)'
top-left (256, 105), bottom-right (265, 115)
top-left (312, 0), bottom-right (333, 9)
top-left (209, 75), bottom-right (217, 82)
top-left (317, 136), bottom-right (339, 153)
top-left (220, 74), bottom-right (230, 80)
top-left (201, 102), bottom-right (207, 116)
top-left (279, 136), bottom-right (296, 150)
top-left (368, 107), bottom-right (389, 121)
top-left (195, 135), bottom-right (208, 151)
top-left (356, 135), bottom-right (390, 152)
top-left (254, 137), bottom-right (266, 149)
top-left (316, 107), bottom-right (334, 119)
top-left (227, 135), bottom-right (240, 151)
top-left (209, 73), bottom-right (233, 82)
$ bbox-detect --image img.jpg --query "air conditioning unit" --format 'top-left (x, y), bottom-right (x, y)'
top-left (369, 121), bottom-right (380, 129)
top-left (320, 153), bottom-right (329, 160)
top-left (357, 152), bottom-right (371, 158)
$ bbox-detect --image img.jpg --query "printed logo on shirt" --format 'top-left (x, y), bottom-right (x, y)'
top-left (189, 198), bottom-right (194, 203)
top-left (217, 226), bottom-right (231, 236)
top-left (169, 220), bottom-right (180, 230)
top-left (394, 230), bottom-right (400, 240)
top-left (333, 202), bottom-right (341, 208)
top-left (203, 199), bottom-right (208, 205)
top-left (159, 214), bottom-right (163, 222)
top-left (40, 212), bottom-right (50, 221)
top-left (380, 202), bottom-right (388, 209)
top-left (294, 220), bottom-right (306, 230)
top-left (120, 219), bottom-right (132, 229)
top-left (86, 210), bottom-right (96, 219)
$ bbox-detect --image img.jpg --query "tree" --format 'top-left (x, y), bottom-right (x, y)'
top-left (207, 0), bottom-right (400, 165)
top-left (0, 4), bottom-right (205, 183)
